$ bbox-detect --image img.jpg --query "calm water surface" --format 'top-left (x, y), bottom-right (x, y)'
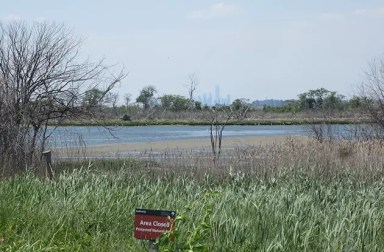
top-left (47, 125), bottom-right (306, 148)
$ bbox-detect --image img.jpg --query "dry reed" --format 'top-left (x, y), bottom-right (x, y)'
top-left (51, 136), bottom-right (384, 183)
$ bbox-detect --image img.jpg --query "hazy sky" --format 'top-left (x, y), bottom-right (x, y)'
top-left (1, 1), bottom-right (384, 101)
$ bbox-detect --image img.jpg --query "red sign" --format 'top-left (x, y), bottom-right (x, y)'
top-left (134, 208), bottom-right (176, 240)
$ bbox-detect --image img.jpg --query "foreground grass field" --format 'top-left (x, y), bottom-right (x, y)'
top-left (1, 139), bottom-right (384, 251)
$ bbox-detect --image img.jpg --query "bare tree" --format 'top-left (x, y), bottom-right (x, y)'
top-left (205, 100), bottom-right (251, 165)
top-left (0, 21), bottom-right (125, 173)
top-left (124, 93), bottom-right (132, 108)
top-left (186, 73), bottom-right (198, 109)
top-left (207, 106), bottom-right (232, 165)
top-left (104, 92), bottom-right (119, 115)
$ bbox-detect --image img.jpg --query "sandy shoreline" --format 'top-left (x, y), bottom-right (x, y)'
top-left (56, 135), bottom-right (308, 157)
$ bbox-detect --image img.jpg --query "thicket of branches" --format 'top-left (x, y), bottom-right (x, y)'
top-left (0, 21), bottom-right (125, 173)
top-left (360, 58), bottom-right (384, 138)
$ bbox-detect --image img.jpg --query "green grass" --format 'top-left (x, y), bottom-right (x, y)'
top-left (1, 161), bottom-right (384, 251)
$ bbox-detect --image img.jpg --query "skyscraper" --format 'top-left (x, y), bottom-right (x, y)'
top-left (215, 85), bottom-right (220, 105)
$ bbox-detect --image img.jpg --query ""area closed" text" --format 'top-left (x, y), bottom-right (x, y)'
top-left (139, 220), bottom-right (170, 228)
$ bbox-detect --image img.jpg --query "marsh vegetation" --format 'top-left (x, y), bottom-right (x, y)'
top-left (1, 138), bottom-right (384, 251)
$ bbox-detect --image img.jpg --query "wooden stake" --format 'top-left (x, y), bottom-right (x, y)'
top-left (42, 150), bottom-right (53, 180)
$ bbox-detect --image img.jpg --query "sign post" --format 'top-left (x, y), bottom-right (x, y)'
top-left (134, 208), bottom-right (176, 252)
top-left (148, 240), bottom-right (158, 252)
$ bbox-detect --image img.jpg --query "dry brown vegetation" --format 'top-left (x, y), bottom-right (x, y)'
top-left (152, 138), bottom-right (384, 181)
top-left (50, 136), bottom-right (384, 182)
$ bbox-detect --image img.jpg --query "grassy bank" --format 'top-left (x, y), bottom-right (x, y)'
top-left (1, 139), bottom-right (384, 251)
top-left (54, 117), bottom-right (366, 127)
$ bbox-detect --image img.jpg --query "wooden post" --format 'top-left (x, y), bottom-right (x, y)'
top-left (148, 240), bottom-right (159, 252)
top-left (42, 150), bottom-right (53, 180)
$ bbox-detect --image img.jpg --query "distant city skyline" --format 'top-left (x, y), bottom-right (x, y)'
top-left (198, 85), bottom-right (231, 106)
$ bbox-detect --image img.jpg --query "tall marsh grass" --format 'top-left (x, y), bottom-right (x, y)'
top-left (120, 137), bottom-right (384, 182)
top-left (1, 138), bottom-right (384, 251)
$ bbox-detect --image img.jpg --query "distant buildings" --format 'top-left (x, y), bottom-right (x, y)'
top-left (198, 85), bottom-right (231, 106)
top-left (197, 85), bottom-right (287, 108)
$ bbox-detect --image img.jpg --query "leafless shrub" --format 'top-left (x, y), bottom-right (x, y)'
top-left (358, 57), bottom-right (384, 139)
top-left (304, 109), bottom-right (339, 142)
top-left (306, 123), bottom-right (334, 142)
top-left (341, 124), bottom-right (384, 141)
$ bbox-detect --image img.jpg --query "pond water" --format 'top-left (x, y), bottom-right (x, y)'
top-left (46, 125), bottom-right (307, 148)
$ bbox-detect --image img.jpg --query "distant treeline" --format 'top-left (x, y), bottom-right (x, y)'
top-left (81, 87), bottom-right (364, 122)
